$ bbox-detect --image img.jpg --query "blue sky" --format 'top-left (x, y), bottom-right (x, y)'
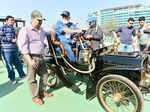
top-left (1, 0), bottom-right (150, 28)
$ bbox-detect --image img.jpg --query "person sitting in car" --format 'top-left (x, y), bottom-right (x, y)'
top-left (55, 10), bottom-right (82, 62)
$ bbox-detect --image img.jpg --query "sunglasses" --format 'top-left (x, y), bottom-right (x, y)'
top-left (129, 22), bottom-right (134, 25)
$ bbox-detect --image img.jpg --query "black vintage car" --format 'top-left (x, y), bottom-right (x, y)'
top-left (45, 33), bottom-right (150, 112)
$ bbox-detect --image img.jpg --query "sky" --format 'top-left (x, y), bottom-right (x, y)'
top-left (0, 0), bottom-right (150, 29)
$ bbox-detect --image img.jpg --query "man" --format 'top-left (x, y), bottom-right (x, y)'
top-left (86, 17), bottom-right (103, 51)
top-left (114, 17), bottom-right (136, 52)
top-left (18, 10), bottom-right (52, 105)
top-left (137, 17), bottom-right (150, 79)
top-left (0, 16), bottom-right (26, 84)
top-left (137, 16), bottom-right (150, 51)
top-left (55, 10), bottom-right (82, 62)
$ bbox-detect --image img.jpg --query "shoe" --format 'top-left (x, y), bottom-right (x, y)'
top-left (32, 97), bottom-right (43, 105)
top-left (73, 71), bottom-right (78, 76)
top-left (10, 80), bottom-right (17, 85)
top-left (18, 75), bottom-right (27, 80)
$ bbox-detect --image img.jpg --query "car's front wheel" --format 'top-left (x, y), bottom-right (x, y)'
top-left (96, 74), bottom-right (144, 112)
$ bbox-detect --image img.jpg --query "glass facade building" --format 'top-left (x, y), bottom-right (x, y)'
top-left (88, 4), bottom-right (150, 28)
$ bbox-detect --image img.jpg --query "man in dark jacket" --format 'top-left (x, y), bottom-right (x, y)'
top-left (0, 16), bottom-right (26, 84)
top-left (113, 17), bottom-right (136, 52)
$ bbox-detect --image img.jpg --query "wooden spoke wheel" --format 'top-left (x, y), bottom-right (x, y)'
top-left (96, 75), bottom-right (144, 112)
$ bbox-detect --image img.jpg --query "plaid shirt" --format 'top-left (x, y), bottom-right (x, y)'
top-left (0, 24), bottom-right (18, 51)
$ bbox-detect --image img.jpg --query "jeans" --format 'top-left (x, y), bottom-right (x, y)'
top-left (61, 41), bottom-right (75, 62)
top-left (1, 50), bottom-right (26, 81)
top-left (118, 43), bottom-right (132, 52)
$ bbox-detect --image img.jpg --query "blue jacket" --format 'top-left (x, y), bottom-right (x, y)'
top-left (0, 24), bottom-right (18, 51)
top-left (55, 20), bottom-right (77, 43)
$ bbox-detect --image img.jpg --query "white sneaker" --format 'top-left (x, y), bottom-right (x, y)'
top-left (73, 71), bottom-right (78, 76)
top-left (11, 80), bottom-right (17, 85)
top-left (18, 75), bottom-right (27, 80)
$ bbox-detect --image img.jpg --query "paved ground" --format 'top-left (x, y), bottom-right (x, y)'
top-left (0, 60), bottom-right (150, 112)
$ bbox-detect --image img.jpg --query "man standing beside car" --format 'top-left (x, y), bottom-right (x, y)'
top-left (137, 16), bottom-right (150, 51)
top-left (18, 10), bottom-right (53, 105)
top-left (113, 17), bottom-right (136, 52)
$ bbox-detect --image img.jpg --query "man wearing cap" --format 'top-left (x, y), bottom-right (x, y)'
top-left (18, 10), bottom-right (52, 105)
top-left (86, 17), bottom-right (104, 51)
top-left (55, 10), bottom-right (82, 62)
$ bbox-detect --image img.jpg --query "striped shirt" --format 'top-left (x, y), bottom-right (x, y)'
top-left (0, 24), bottom-right (18, 51)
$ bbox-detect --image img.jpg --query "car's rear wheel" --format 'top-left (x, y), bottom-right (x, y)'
top-left (96, 74), bottom-right (144, 112)
top-left (46, 63), bottom-right (60, 88)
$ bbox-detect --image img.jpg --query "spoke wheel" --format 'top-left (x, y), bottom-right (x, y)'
top-left (96, 75), bottom-right (144, 112)
top-left (46, 63), bottom-right (60, 88)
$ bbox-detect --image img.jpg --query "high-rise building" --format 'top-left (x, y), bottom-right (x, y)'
top-left (88, 4), bottom-right (150, 28)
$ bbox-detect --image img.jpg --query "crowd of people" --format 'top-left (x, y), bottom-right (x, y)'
top-left (0, 9), bottom-right (150, 105)
top-left (114, 16), bottom-right (150, 52)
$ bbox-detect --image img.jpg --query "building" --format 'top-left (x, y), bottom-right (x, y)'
top-left (88, 4), bottom-right (150, 28)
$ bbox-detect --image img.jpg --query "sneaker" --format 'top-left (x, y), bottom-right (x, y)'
top-left (18, 75), bottom-right (27, 80)
top-left (73, 72), bottom-right (78, 76)
top-left (10, 80), bottom-right (17, 85)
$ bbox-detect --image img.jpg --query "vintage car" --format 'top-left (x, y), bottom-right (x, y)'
top-left (44, 32), bottom-right (150, 112)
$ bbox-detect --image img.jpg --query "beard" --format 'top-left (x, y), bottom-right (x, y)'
top-left (62, 19), bottom-right (69, 24)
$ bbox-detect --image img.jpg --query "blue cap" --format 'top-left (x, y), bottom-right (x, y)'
top-left (88, 17), bottom-right (97, 23)
top-left (61, 11), bottom-right (70, 17)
